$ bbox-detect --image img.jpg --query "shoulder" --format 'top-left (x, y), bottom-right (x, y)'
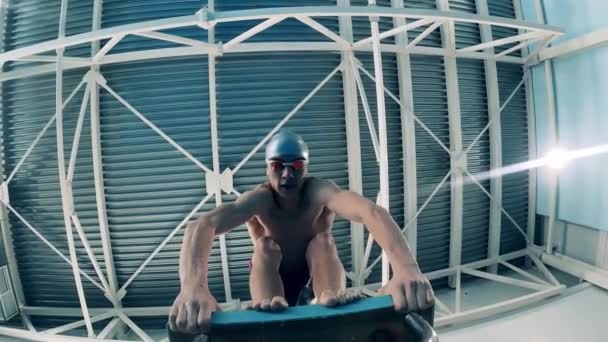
top-left (236, 184), bottom-right (274, 209)
top-left (305, 177), bottom-right (341, 203)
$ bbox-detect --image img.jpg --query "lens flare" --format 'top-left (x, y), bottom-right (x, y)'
top-left (544, 148), bottom-right (570, 169)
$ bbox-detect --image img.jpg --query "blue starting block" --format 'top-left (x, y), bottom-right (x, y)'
top-left (167, 295), bottom-right (437, 342)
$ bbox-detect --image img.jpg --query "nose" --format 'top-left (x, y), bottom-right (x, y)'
top-left (281, 166), bottom-right (294, 179)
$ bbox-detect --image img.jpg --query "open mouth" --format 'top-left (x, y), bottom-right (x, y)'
top-left (280, 184), bottom-right (297, 189)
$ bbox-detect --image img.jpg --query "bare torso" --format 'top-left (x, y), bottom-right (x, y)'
top-left (246, 177), bottom-right (335, 268)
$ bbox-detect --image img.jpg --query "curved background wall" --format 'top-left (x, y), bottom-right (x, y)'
top-left (0, 0), bottom-right (529, 328)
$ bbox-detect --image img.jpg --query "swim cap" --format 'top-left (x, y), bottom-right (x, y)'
top-left (265, 130), bottom-right (309, 162)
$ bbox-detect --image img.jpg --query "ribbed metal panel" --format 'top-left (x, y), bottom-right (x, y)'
top-left (3, 69), bottom-right (108, 310)
top-left (215, 1), bottom-right (339, 44)
top-left (99, 57), bottom-right (213, 307)
top-left (410, 55), bottom-right (451, 273)
top-left (96, 0), bottom-right (211, 309)
top-left (449, 0), bottom-right (482, 49)
top-left (487, 0), bottom-right (520, 55)
top-left (102, 0), bottom-right (207, 55)
top-left (2, 0), bottom-right (107, 320)
top-left (497, 62), bottom-right (527, 254)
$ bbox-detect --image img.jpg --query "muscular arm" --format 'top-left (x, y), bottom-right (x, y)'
top-left (180, 187), bottom-right (271, 288)
top-left (318, 179), bottom-right (418, 272)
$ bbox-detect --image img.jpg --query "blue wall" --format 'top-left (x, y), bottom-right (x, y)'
top-left (524, 0), bottom-right (608, 230)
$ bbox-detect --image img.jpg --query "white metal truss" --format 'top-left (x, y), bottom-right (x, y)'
top-left (1, 3), bottom-right (606, 342)
top-left (476, 0), bottom-right (503, 275)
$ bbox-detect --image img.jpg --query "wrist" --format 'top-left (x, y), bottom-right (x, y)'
top-left (392, 262), bottom-right (421, 275)
top-left (181, 279), bottom-right (209, 291)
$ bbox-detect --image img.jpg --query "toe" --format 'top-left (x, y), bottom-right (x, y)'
top-left (270, 296), bottom-right (288, 312)
top-left (260, 299), bottom-right (272, 311)
top-left (319, 290), bottom-right (338, 307)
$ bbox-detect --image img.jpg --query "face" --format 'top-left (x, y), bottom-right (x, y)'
top-left (266, 157), bottom-right (308, 197)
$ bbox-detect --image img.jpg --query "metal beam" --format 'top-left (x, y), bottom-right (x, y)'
top-left (530, 245), bottom-right (608, 290)
top-left (67, 84), bottom-right (91, 183)
top-left (537, 27), bottom-right (608, 63)
top-left (0, 326), bottom-right (134, 342)
top-left (458, 31), bottom-right (541, 53)
top-left (208, 0), bottom-right (233, 302)
top-left (118, 193), bottom-right (214, 297)
top-left (99, 79), bottom-right (213, 174)
top-left (391, 0), bottom-right (418, 259)
top-left (90, 0), bottom-right (122, 311)
top-left (498, 260), bottom-right (551, 286)
top-left (295, 16), bottom-right (349, 47)
top-left (0, 6), bottom-right (562, 66)
top-left (405, 20), bottom-right (444, 50)
top-left (460, 267), bottom-right (549, 291)
top-left (136, 31), bottom-right (215, 49)
top-left (436, 285), bottom-right (565, 327)
top-left (337, 0), bottom-right (365, 286)
top-left (20, 312), bottom-right (36, 332)
top-left (436, 0), bottom-right (463, 289)
top-left (2, 202), bottom-right (108, 294)
top-left (223, 17), bottom-right (285, 51)
top-left (513, 0), bottom-right (537, 263)
top-left (56, 0), bottom-right (94, 336)
top-left (367, 0), bottom-right (391, 285)
top-left (210, 6), bottom-right (564, 34)
top-left (353, 17), bottom-right (435, 48)
top-left (0, 44), bottom-right (529, 84)
top-left (98, 317), bottom-right (123, 340)
top-left (42, 311), bottom-right (115, 335)
top-left (476, 0), bottom-right (503, 276)
top-left (71, 215), bottom-right (112, 299)
top-left (116, 311), bottom-right (154, 342)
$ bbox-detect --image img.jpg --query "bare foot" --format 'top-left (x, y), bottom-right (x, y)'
top-left (318, 289), bottom-right (365, 307)
top-left (244, 296), bottom-right (288, 312)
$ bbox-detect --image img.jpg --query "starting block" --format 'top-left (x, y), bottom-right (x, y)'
top-left (168, 295), bottom-right (437, 342)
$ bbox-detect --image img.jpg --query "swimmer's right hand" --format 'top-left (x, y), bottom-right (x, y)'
top-left (169, 286), bottom-right (220, 334)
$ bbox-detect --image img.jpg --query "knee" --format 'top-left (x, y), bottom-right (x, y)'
top-left (306, 232), bottom-right (335, 254)
top-left (253, 236), bottom-right (282, 263)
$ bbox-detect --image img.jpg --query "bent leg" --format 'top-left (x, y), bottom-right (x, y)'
top-left (249, 236), bottom-right (288, 311)
top-left (306, 232), bottom-right (362, 306)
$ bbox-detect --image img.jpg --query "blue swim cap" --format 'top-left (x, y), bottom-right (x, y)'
top-left (265, 130), bottom-right (309, 162)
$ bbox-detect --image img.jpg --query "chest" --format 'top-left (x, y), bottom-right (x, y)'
top-left (256, 203), bottom-right (334, 252)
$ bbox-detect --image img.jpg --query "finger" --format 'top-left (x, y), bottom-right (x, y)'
top-left (405, 281), bottom-right (418, 312)
top-left (176, 303), bottom-right (188, 332)
top-left (425, 283), bottom-right (435, 309)
top-left (198, 306), bottom-right (212, 333)
top-left (169, 303), bottom-right (179, 331)
top-left (416, 281), bottom-right (427, 311)
top-left (377, 285), bottom-right (387, 296)
top-left (187, 303), bottom-right (198, 333)
top-left (392, 285), bottom-right (407, 313)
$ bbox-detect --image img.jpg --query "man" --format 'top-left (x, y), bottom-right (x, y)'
top-left (169, 130), bottom-right (434, 334)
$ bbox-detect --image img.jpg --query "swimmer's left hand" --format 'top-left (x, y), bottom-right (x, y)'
top-left (377, 264), bottom-right (435, 313)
